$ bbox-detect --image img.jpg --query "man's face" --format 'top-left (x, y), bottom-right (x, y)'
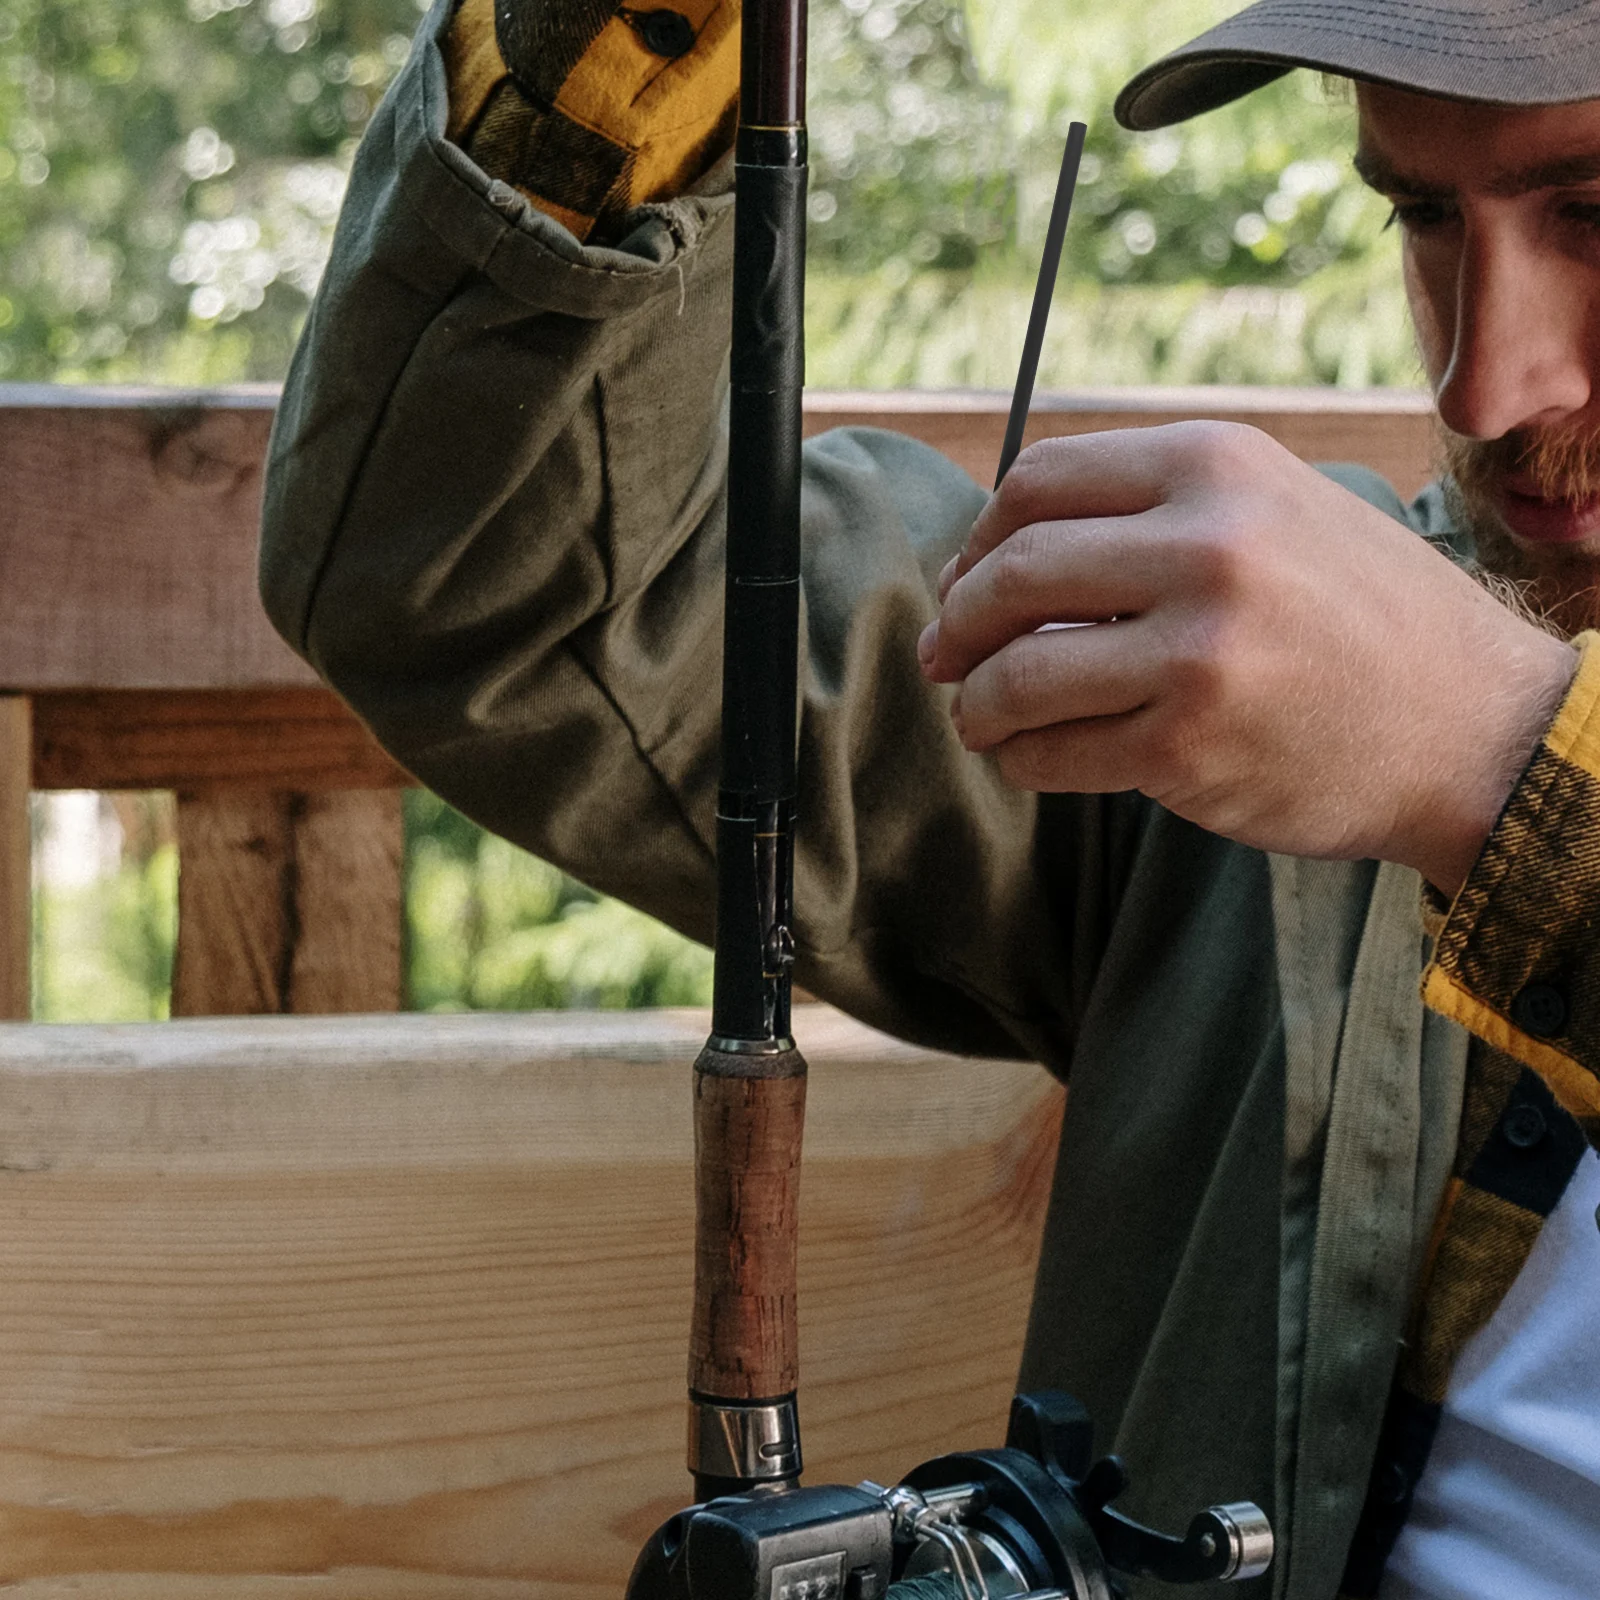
top-left (1356, 84), bottom-right (1600, 629)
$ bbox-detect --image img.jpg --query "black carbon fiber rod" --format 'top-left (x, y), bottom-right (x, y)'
top-left (996, 120), bottom-right (1087, 488)
top-left (687, 0), bottom-right (810, 1503)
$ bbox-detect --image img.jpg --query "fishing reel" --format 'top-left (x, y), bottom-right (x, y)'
top-left (629, 1391), bottom-right (1273, 1600)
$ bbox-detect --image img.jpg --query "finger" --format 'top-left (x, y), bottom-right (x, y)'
top-left (925, 509), bottom-right (1177, 683)
top-left (943, 426), bottom-right (1192, 600)
top-left (990, 714), bottom-right (1157, 794)
top-left (952, 622), bottom-right (1157, 752)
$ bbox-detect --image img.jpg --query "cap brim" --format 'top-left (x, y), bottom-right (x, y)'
top-left (1116, 0), bottom-right (1600, 130)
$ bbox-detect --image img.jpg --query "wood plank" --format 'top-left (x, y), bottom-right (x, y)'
top-left (0, 1008), bottom-right (1063, 1596)
top-left (1, 386), bottom-right (1436, 694)
top-left (0, 698), bottom-right (28, 1021)
top-left (0, 387), bottom-right (312, 691)
top-left (31, 690), bottom-right (409, 792)
top-left (171, 792), bottom-right (293, 1016)
top-left (287, 790), bottom-right (404, 1014)
top-left (171, 790), bottom-right (405, 1015)
top-left (804, 386), bottom-right (1439, 500)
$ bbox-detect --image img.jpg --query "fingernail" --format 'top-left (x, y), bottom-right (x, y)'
top-left (917, 620), bottom-right (939, 666)
top-left (937, 557), bottom-right (958, 601)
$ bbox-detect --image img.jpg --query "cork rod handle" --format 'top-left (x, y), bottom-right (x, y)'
top-left (690, 1060), bottom-right (807, 1402)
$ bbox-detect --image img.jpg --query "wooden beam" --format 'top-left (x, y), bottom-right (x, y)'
top-left (0, 698), bottom-right (28, 1021)
top-left (1, 386), bottom-right (1437, 694)
top-left (31, 689), bottom-right (409, 792)
top-left (0, 1008), bottom-right (1062, 1594)
top-left (172, 789), bottom-right (405, 1016)
top-left (0, 386), bottom-right (312, 691)
top-left (804, 386), bottom-right (1440, 500)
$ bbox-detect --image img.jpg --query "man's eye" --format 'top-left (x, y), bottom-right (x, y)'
top-left (1559, 199), bottom-right (1600, 231)
top-left (1387, 200), bottom-right (1454, 231)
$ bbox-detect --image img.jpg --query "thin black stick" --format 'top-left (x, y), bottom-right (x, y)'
top-left (996, 121), bottom-right (1087, 489)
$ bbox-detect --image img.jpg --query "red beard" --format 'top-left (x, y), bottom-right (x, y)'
top-left (1439, 422), bottom-right (1600, 637)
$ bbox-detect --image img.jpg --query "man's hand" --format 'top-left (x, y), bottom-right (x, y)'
top-left (918, 422), bottom-right (1579, 894)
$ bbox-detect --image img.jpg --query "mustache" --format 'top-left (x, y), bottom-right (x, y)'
top-left (1436, 420), bottom-right (1600, 639)
top-left (1443, 421), bottom-right (1600, 505)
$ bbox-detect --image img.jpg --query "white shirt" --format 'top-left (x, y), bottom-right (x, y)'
top-left (1379, 1147), bottom-right (1600, 1600)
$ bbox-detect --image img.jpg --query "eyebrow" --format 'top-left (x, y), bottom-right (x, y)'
top-left (1353, 147), bottom-right (1600, 200)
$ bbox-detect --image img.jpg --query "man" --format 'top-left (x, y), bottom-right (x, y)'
top-left (259, 0), bottom-right (1600, 1594)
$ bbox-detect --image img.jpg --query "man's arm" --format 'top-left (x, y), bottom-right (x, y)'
top-left (920, 422), bottom-right (1600, 1143)
top-left (259, 0), bottom-right (1098, 1065)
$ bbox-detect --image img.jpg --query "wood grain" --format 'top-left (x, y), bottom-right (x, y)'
top-left (0, 697), bottom-right (29, 1021)
top-left (0, 388), bottom-right (311, 691)
top-left (0, 1008), bottom-right (1063, 1596)
top-left (287, 789), bottom-right (404, 1014)
top-left (171, 791), bottom-right (293, 1015)
top-left (803, 385), bottom-right (1439, 499)
top-left (31, 690), bottom-right (409, 792)
top-left (172, 790), bottom-right (404, 1016)
top-left (2, 386), bottom-right (1435, 694)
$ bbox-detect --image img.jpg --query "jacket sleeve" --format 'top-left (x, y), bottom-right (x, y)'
top-left (1423, 631), bottom-right (1600, 1148)
top-left (259, 0), bottom-right (1095, 1066)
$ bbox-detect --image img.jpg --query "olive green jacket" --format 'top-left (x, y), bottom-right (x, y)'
top-left (259, 9), bottom-right (1600, 1596)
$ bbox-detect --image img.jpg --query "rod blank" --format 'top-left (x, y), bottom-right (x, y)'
top-left (996, 121), bottom-right (1088, 489)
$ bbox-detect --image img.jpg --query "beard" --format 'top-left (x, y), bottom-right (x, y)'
top-left (1438, 423), bottom-right (1600, 637)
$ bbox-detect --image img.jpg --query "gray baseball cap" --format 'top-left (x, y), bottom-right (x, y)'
top-left (1116, 0), bottom-right (1600, 130)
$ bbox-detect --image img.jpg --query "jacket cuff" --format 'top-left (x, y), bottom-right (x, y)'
top-left (1422, 631), bottom-right (1600, 1136)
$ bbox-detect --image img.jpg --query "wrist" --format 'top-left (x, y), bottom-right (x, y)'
top-left (1399, 627), bottom-right (1579, 896)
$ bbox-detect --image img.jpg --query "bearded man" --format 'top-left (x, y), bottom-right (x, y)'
top-left (260, 1), bottom-right (1600, 1595)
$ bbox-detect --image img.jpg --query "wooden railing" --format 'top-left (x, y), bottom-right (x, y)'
top-left (0, 382), bottom-right (1436, 1021)
top-left (0, 1006), bottom-right (1062, 1596)
top-left (0, 384), bottom-right (1434, 1591)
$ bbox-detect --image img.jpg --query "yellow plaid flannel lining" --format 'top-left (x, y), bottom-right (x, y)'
top-left (1344, 632), bottom-right (1600, 1594)
top-left (443, 0), bottom-right (739, 241)
top-left (1425, 629), bottom-right (1600, 1139)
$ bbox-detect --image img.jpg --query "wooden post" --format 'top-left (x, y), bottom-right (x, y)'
top-left (172, 788), bottom-right (403, 1017)
top-left (0, 696), bottom-right (30, 1020)
top-left (171, 791), bottom-right (294, 1016)
top-left (288, 789), bottom-right (404, 1014)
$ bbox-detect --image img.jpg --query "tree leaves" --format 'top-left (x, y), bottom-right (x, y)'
top-left (0, 0), bottom-right (1413, 388)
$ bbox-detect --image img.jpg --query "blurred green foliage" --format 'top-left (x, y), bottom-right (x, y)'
top-left (31, 796), bottom-right (176, 1021)
top-left (404, 792), bottom-right (713, 1011)
top-left (803, 0), bottom-right (1412, 386)
top-left (0, 0), bottom-right (426, 382)
top-left (10, 0), bottom-right (1424, 1019)
top-left (31, 790), bottom-right (711, 1020)
top-left (0, 0), bottom-right (1415, 387)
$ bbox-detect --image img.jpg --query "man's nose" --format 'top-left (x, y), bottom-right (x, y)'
top-left (1433, 220), bottom-right (1593, 441)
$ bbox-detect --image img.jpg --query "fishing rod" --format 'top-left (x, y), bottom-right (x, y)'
top-left (687, 0), bottom-right (811, 1506)
top-left (627, 13), bottom-right (1274, 1581)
